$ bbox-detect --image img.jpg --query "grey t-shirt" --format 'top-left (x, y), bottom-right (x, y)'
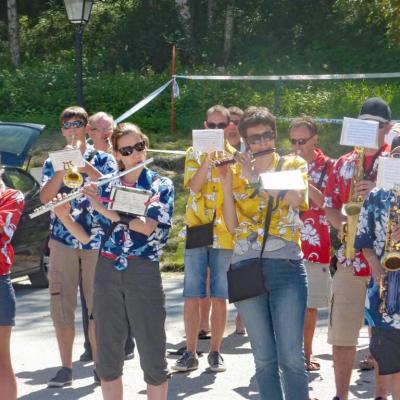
top-left (231, 235), bottom-right (302, 264)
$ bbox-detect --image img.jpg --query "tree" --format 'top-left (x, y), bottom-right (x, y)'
top-left (223, 4), bottom-right (234, 65)
top-left (7, 0), bottom-right (20, 67)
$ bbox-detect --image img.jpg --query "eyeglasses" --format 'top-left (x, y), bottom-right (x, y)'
top-left (118, 141), bottom-right (146, 156)
top-left (246, 130), bottom-right (276, 145)
top-left (379, 121), bottom-right (386, 129)
top-left (62, 120), bottom-right (84, 129)
top-left (289, 136), bottom-right (314, 145)
top-left (207, 122), bottom-right (228, 129)
top-left (92, 127), bottom-right (113, 133)
top-left (230, 119), bottom-right (240, 126)
top-left (392, 153), bottom-right (400, 158)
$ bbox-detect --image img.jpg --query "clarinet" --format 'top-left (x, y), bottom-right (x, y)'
top-left (212, 148), bottom-right (276, 167)
top-left (29, 158), bottom-right (154, 219)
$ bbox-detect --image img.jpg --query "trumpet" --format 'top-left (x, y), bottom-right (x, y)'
top-left (30, 158), bottom-right (154, 219)
top-left (63, 134), bottom-right (84, 189)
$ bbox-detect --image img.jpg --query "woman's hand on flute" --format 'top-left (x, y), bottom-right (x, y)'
top-left (235, 152), bottom-right (256, 182)
top-left (53, 193), bottom-right (71, 220)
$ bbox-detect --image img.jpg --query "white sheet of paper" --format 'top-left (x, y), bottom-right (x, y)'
top-left (192, 129), bottom-right (224, 153)
top-left (108, 186), bottom-right (152, 216)
top-left (259, 169), bottom-right (306, 191)
top-left (49, 149), bottom-right (85, 171)
top-left (340, 117), bottom-right (379, 149)
top-left (376, 157), bottom-right (400, 189)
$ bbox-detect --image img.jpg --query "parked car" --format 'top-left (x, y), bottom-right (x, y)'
top-left (0, 122), bottom-right (49, 287)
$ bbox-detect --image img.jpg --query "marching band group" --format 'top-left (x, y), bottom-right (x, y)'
top-left (1, 97), bottom-right (400, 400)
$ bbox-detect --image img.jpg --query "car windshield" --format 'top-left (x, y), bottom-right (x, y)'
top-left (0, 125), bottom-right (32, 155)
top-left (0, 123), bottom-right (43, 166)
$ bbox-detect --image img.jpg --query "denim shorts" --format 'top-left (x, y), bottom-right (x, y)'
top-left (183, 247), bottom-right (232, 299)
top-left (0, 274), bottom-right (16, 326)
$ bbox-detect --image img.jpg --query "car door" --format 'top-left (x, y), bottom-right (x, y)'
top-left (3, 167), bottom-right (49, 277)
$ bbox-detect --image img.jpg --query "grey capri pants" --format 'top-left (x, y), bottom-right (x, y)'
top-left (94, 255), bottom-right (168, 385)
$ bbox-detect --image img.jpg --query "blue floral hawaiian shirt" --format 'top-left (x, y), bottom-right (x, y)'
top-left (355, 187), bottom-right (400, 329)
top-left (41, 147), bottom-right (117, 250)
top-left (98, 167), bottom-right (174, 270)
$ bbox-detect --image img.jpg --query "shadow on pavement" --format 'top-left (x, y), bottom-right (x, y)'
top-left (16, 360), bottom-right (97, 399)
top-left (167, 370), bottom-right (217, 399)
top-left (231, 374), bottom-right (259, 399)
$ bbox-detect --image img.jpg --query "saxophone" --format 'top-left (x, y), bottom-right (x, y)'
top-left (379, 184), bottom-right (400, 315)
top-left (342, 147), bottom-right (365, 260)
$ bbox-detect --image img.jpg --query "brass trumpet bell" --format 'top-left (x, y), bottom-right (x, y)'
top-left (63, 163), bottom-right (84, 189)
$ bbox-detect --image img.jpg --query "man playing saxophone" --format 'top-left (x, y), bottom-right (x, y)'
top-left (324, 97), bottom-right (392, 400)
top-left (355, 135), bottom-right (400, 400)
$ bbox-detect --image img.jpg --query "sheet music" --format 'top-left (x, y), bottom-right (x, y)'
top-left (49, 149), bottom-right (85, 171)
top-left (340, 117), bottom-right (379, 149)
top-left (108, 186), bottom-right (152, 216)
top-left (259, 169), bottom-right (306, 191)
top-left (376, 157), bottom-right (400, 189)
top-left (192, 129), bottom-right (224, 153)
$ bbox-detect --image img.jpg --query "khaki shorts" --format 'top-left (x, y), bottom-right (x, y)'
top-left (48, 239), bottom-right (98, 327)
top-left (305, 261), bottom-right (331, 308)
top-left (327, 265), bottom-right (368, 346)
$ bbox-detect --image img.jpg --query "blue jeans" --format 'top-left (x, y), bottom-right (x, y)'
top-left (234, 258), bottom-right (308, 400)
top-left (183, 247), bottom-right (232, 299)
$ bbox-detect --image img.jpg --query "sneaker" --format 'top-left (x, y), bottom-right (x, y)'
top-left (93, 369), bottom-right (100, 385)
top-left (207, 351), bottom-right (226, 372)
top-left (124, 352), bottom-right (134, 361)
top-left (171, 351), bottom-right (199, 372)
top-left (79, 348), bottom-right (93, 362)
top-left (48, 367), bottom-right (72, 388)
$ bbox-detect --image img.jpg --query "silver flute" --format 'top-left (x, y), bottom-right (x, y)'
top-left (29, 158), bottom-right (154, 219)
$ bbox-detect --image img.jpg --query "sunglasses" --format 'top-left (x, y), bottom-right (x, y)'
top-left (118, 141), bottom-right (146, 156)
top-left (230, 119), bottom-right (240, 126)
top-left (289, 136), bottom-right (314, 145)
top-left (207, 122), bottom-right (228, 129)
top-left (246, 130), bottom-right (276, 145)
top-left (62, 120), bottom-right (84, 129)
top-left (392, 153), bottom-right (400, 158)
top-left (379, 121), bottom-right (387, 129)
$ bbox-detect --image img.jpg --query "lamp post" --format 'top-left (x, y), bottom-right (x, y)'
top-left (63, 0), bottom-right (93, 106)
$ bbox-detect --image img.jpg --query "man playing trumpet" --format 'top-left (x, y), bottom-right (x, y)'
top-left (41, 106), bottom-right (117, 387)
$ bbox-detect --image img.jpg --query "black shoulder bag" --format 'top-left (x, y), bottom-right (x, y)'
top-left (185, 212), bottom-right (215, 249)
top-left (227, 157), bottom-right (285, 303)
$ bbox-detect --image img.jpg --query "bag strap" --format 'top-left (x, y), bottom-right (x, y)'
top-left (99, 221), bottom-right (118, 255)
top-left (316, 158), bottom-right (331, 190)
top-left (259, 156), bottom-right (286, 257)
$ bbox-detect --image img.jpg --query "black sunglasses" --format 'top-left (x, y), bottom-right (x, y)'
top-left (207, 122), bottom-right (228, 129)
top-left (392, 153), bottom-right (400, 158)
top-left (379, 121), bottom-right (386, 129)
top-left (62, 120), bottom-right (84, 129)
top-left (289, 136), bottom-right (314, 145)
top-left (118, 141), bottom-right (146, 156)
top-left (246, 130), bottom-right (276, 145)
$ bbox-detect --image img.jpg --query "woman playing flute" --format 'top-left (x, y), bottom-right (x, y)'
top-left (54, 123), bottom-right (174, 400)
top-left (218, 107), bottom-right (310, 400)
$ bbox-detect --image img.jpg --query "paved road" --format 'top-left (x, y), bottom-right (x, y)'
top-left (12, 275), bottom-right (376, 400)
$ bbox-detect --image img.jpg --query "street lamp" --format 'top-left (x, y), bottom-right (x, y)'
top-left (63, 0), bottom-right (93, 106)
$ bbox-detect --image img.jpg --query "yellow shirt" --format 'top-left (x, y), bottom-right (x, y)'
top-left (233, 153), bottom-right (309, 255)
top-left (184, 144), bottom-right (245, 250)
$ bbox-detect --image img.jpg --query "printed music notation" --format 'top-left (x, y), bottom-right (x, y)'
top-left (49, 149), bottom-right (85, 171)
top-left (340, 117), bottom-right (379, 149)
